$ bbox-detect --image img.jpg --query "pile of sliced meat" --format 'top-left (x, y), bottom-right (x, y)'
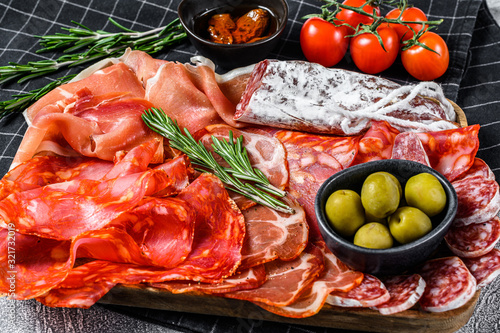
top-left (1, 51), bottom-right (499, 318)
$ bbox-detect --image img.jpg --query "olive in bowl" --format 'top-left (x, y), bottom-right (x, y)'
top-left (177, 0), bottom-right (288, 69)
top-left (315, 159), bottom-right (458, 276)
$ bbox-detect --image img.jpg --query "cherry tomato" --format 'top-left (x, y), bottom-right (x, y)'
top-left (336, 0), bottom-right (381, 33)
top-left (386, 7), bottom-right (428, 41)
top-left (350, 26), bottom-right (399, 74)
top-left (300, 17), bottom-right (350, 67)
top-left (401, 32), bottom-right (449, 81)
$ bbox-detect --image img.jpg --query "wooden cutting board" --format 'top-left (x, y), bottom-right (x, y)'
top-left (99, 284), bottom-right (479, 333)
top-left (99, 101), bottom-right (478, 332)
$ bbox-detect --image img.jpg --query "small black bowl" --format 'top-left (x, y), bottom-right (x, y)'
top-left (315, 160), bottom-right (458, 276)
top-left (177, 0), bottom-right (288, 69)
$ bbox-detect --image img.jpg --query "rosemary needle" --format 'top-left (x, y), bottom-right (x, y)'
top-left (142, 107), bottom-right (294, 214)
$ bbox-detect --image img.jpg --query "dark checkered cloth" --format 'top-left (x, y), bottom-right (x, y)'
top-left (1, 0), bottom-right (499, 332)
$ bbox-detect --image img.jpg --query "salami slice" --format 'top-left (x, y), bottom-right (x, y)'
top-left (352, 121), bottom-right (400, 165)
top-left (418, 256), bottom-right (476, 312)
top-left (417, 125), bottom-right (480, 182)
top-left (452, 174), bottom-right (500, 226)
top-left (390, 132), bottom-right (431, 166)
top-left (445, 216), bottom-right (500, 258)
top-left (234, 60), bottom-right (457, 136)
top-left (462, 248), bottom-right (500, 288)
top-left (273, 130), bottom-right (345, 239)
top-left (326, 274), bottom-right (390, 308)
top-left (455, 158), bottom-right (495, 181)
top-left (373, 274), bottom-right (426, 315)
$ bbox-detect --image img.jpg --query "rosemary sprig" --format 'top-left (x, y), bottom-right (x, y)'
top-left (0, 18), bottom-right (187, 119)
top-left (0, 74), bottom-right (75, 119)
top-left (211, 131), bottom-right (286, 197)
top-left (142, 108), bottom-right (294, 214)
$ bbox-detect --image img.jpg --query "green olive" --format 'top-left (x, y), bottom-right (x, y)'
top-left (325, 189), bottom-right (365, 237)
top-left (388, 206), bottom-right (432, 244)
top-left (361, 172), bottom-right (401, 219)
top-left (405, 172), bottom-right (447, 217)
top-left (353, 222), bottom-right (393, 249)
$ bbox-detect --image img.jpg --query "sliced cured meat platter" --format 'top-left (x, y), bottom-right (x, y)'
top-left (3, 52), bottom-right (496, 333)
top-left (94, 102), bottom-right (480, 333)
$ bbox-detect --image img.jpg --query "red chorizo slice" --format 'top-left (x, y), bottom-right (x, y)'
top-left (452, 174), bottom-right (500, 226)
top-left (352, 120), bottom-right (400, 165)
top-left (36, 260), bottom-right (117, 308)
top-left (326, 274), bottom-right (390, 308)
top-left (418, 256), bottom-right (476, 312)
top-left (445, 216), bottom-right (500, 258)
top-left (113, 197), bottom-right (195, 268)
top-left (274, 129), bottom-right (346, 240)
top-left (462, 248), bottom-right (500, 288)
top-left (36, 279), bottom-right (116, 308)
top-left (103, 138), bottom-right (161, 180)
top-left (417, 125), bottom-right (480, 182)
top-left (152, 154), bottom-right (195, 197)
top-left (0, 229), bottom-right (71, 300)
top-left (172, 173), bottom-right (245, 282)
top-left (1, 169), bottom-right (171, 239)
top-left (373, 274), bottom-right (426, 315)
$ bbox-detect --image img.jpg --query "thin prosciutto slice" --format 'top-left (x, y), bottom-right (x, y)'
top-left (13, 89), bottom-right (163, 168)
top-left (25, 62), bottom-right (145, 122)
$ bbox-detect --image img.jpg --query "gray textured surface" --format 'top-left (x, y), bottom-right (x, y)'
top-left (1, 1), bottom-right (500, 332)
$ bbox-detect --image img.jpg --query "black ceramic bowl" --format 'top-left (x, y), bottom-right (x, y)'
top-left (315, 160), bottom-right (458, 276)
top-left (177, 0), bottom-right (288, 69)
